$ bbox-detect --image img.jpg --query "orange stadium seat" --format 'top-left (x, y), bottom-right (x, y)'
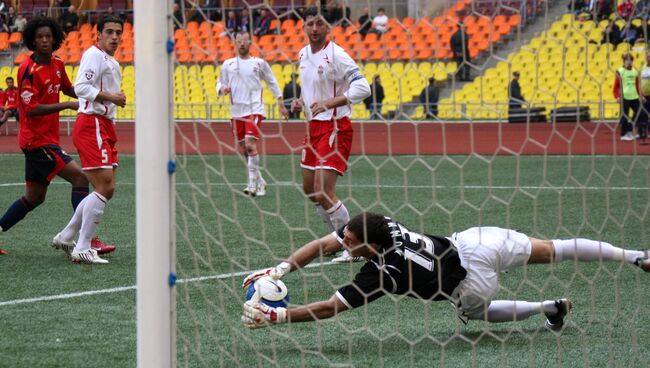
top-left (0, 33), bottom-right (8, 50)
top-left (9, 32), bottom-right (21, 46)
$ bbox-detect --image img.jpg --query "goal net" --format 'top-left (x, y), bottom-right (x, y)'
top-left (165, 0), bottom-right (650, 366)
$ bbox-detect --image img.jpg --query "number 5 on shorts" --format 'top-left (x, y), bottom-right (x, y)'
top-left (101, 148), bottom-right (108, 164)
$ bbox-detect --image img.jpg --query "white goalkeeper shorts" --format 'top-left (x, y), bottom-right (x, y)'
top-left (449, 226), bottom-right (532, 320)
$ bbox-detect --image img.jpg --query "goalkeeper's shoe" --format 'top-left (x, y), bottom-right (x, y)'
top-left (71, 249), bottom-right (109, 264)
top-left (634, 250), bottom-right (650, 272)
top-left (0, 248), bottom-right (7, 255)
top-left (332, 250), bottom-right (364, 263)
top-left (545, 298), bottom-right (572, 331)
top-left (256, 178), bottom-right (267, 197)
top-left (52, 234), bottom-right (75, 255)
top-left (91, 237), bottom-right (116, 255)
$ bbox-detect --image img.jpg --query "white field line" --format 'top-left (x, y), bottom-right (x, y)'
top-left (0, 181), bottom-right (647, 191)
top-left (0, 261), bottom-right (335, 307)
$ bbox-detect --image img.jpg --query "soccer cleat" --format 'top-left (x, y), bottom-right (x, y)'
top-left (634, 250), bottom-right (650, 272)
top-left (331, 250), bottom-right (364, 263)
top-left (545, 298), bottom-right (572, 331)
top-left (71, 248), bottom-right (109, 264)
top-left (256, 178), bottom-right (267, 197)
top-left (621, 132), bottom-right (635, 141)
top-left (91, 237), bottom-right (116, 255)
top-left (243, 179), bottom-right (257, 197)
top-left (0, 248), bottom-right (7, 255)
top-left (52, 234), bottom-right (76, 255)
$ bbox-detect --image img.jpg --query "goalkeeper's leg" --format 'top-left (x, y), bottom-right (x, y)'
top-left (527, 238), bottom-right (648, 266)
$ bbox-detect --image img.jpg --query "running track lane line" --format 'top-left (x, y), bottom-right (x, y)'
top-left (0, 261), bottom-right (336, 307)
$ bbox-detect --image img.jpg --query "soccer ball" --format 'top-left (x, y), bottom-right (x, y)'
top-left (245, 276), bottom-right (290, 308)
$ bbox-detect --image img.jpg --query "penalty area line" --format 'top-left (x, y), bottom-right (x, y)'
top-left (0, 261), bottom-right (336, 307)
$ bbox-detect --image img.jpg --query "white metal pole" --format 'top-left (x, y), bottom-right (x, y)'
top-left (134, 0), bottom-right (176, 367)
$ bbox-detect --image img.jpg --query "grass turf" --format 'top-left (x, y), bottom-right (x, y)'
top-left (0, 153), bottom-right (649, 367)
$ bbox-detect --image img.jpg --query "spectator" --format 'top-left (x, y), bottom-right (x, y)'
top-left (370, 7), bottom-right (389, 34)
top-left (613, 53), bottom-right (642, 141)
top-left (637, 50), bottom-right (650, 144)
top-left (0, 13), bottom-right (8, 33)
top-left (200, 0), bottom-right (221, 21)
top-left (568, 0), bottom-right (589, 15)
top-left (222, 10), bottom-right (238, 37)
top-left (357, 7), bottom-right (371, 37)
top-left (59, 5), bottom-right (79, 33)
top-left (364, 76), bottom-right (385, 119)
top-left (173, 3), bottom-right (184, 30)
top-left (55, 0), bottom-right (71, 8)
top-left (450, 22), bottom-right (471, 81)
top-left (240, 9), bottom-right (251, 34)
top-left (326, 0), bottom-right (343, 24)
top-left (340, 1), bottom-right (352, 28)
top-left (253, 9), bottom-right (273, 36)
top-left (4, 6), bottom-right (15, 32)
top-left (596, 0), bottom-right (615, 21)
top-left (419, 77), bottom-right (439, 119)
top-left (601, 20), bottom-right (621, 46)
top-left (508, 71), bottom-right (526, 112)
top-left (283, 73), bottom-right (301, 119)
top-left (620, 21), bottom-right (641, 44)
top-left (12, 13), bottom-right (26, 33)
top-left (617, 0), bottom-right (635, 20)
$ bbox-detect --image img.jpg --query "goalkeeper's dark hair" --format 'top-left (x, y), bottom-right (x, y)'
top-left (23, 17), bottom-right (65, 52)
top-left (97, 14), bottom-right (124, 33)
top-left (346, 213), bottom-right (392, 249)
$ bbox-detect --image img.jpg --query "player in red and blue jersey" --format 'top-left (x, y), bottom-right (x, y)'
top-left (0, 76), bottom-right (20, 126)
top-left (0, 17), bottom-right (113, 256)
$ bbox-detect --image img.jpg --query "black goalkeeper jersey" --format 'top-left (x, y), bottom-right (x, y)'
top-left (335, 217), bottom-right (467, 309)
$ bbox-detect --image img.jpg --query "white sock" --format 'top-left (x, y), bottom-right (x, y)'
top-left (58, 194), bottom-right (90, 242)
top-left (327, 201), bottom-right (349, 232)
top-left (470, 300), bottom-right (557, 323)
top-left (75, 192), bottom-right (107, 252)
top-left (315, 204), bottom-right (334, 232)
top-left (247, 155), bottom-right (260, 184)
top-left (553, 239), bottom-right (644, 264)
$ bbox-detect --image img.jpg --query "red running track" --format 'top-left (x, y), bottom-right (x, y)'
top-left (0, 121), bottom-right (648, 155)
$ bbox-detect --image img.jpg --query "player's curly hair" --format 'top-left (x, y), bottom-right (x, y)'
top-left (22, 17), bottom-right (65, 52)
top-left (347, 212), bottom-right (392, 249)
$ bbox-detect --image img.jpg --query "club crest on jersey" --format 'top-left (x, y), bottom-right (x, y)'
top-left (56, 70), bottom-right (61, 78)
top-left (318, 65), bottom-right (324, 75)
top-left (20, 90), bottom-right (33, 104)
top-left (84, 69), bottom-right (95, 80)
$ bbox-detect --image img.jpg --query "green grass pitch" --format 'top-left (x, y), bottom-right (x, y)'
top-left (0, 153), bottom-right (649, 367)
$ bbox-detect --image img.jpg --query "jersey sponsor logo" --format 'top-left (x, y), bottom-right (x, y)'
top-left (323, 54), bottom-right (330, 64)
top-left (20, 90), bottom-right (33, 104)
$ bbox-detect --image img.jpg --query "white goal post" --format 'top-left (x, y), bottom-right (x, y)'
top-left (134, 1), bottom-right (176, 368)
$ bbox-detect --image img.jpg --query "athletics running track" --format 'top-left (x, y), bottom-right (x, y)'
top-left (0, 121), bottom-right (648, 155)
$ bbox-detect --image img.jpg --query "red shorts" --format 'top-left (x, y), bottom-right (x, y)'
top-left (73, 113), bottom-right (118, 170)
top-left (300, 117), bottom-right (353, 175)
top-left (231, 115), bottom-right (263, 142)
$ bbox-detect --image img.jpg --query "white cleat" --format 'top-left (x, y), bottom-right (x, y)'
top-left (243, 183), bottom-right (257, 197)
top-left (52, 234), bottom-right (75, 255)
top-left (256, 178), bottom-right (267, 197)
top-left (545, 298), bottom-right (572, 331)
top-left (70, 249), bottom-right (109, 264)
top-left (331, 250), bottom-right (364, 263)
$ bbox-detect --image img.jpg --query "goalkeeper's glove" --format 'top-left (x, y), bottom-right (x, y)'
top-left (241, 261), bottom-right (291, 289)
top-left (241, 301), bottom-right (287, 329)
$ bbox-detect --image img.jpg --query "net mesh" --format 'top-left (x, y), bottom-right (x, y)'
top-left (170, 1), bottom-right (650, 367)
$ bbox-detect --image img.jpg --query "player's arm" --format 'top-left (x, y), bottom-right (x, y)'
top-left (26, 101), bottom-right (79, 116)
top-left (75, 52), bottom-right (125, 107)
top-left (216, 66), bottom-right (230, 95)
top-left (242, 293), bottom-right (348, 328)
top-left (241, 233), bottom-right (342, 289)
top-left (310, 51), bottom-right (370, 116)
top-left (260, 61), bottom-right (288, 118)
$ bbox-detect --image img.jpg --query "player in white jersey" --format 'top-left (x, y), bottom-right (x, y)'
top-left (52, 16), bottom-right (126, 264)
top-left (290, 8), bottom-right (370, 262)
top-left (217, 32), bottom-right (288, 197)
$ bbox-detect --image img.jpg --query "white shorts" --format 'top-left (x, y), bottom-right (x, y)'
top-left (450, 227), bottom-right (532, 320)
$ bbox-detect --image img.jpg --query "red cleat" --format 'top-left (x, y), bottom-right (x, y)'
top-left (0, 248), bottom-right (7, 255)
top-left (91, 237), bottom-right (116, 255)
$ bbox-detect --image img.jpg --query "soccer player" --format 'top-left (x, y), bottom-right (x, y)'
top-left (52, 15), bottom-right (126, 264)
top-left (241, 212), bottom-right (650, 328)
top-left (0, 17), bottom-right (108, 255)
top-left (0, 76), bottom-right (20, 126)
top-left (290, 8), bottom-right (370, 262)
top-left (216, 32), bottom-right (288, 197)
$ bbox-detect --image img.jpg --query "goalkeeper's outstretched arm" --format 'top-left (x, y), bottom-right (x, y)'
top-left (287, 294), bottom-right (349, 322)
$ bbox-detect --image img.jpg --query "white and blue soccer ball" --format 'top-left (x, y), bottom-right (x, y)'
top-left (245, 276), bottom-right (290, 308)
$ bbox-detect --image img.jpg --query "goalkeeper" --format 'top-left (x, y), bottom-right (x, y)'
top-left (242, 212), bottom-right (650, 329)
